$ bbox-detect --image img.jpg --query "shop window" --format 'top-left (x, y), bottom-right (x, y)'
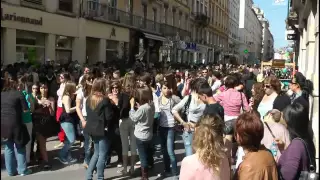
top-left (106, 40), bottom-right (119, 62)
top-left (16, 30), bottom-right (45, 64)
top-left (59, 0), bottom-right (73, 13)
top-left (56, 35), bottom-right (72, 65)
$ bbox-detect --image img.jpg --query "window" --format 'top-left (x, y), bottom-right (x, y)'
top-left (164, 7), bottom-right (168, 24)
top-left (172, 8), bottom-right (176, 26)
top-left (196, 0), bottom-right (199, 13)
top-left (56, 35), bottom-right (72, 65)
top-left (16, 30), bottom-right (45, 64)
top-left (185, 15), bottom-right (188, 30)
top-left (58, 0), bottom-right (73, 12)
top-left (178, 12), bottom-right (182, 28)
top-left (153, 8), bottom-right (157, 22)
top-left (142, 4), bottom-right (147, 19)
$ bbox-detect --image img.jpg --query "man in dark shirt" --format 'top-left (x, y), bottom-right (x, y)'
top-left (196, 81), bottom-right (224, 120)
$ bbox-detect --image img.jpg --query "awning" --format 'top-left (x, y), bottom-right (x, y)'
top-left (144, 33), bottom-right (166, 42)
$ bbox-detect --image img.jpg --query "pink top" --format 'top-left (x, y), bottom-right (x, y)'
top-left (261, 121), bottom-right (291, 162)
top-left (180, 154), bottom-right (230, 180)
top-left (214, 88), bottom-right (249, 116)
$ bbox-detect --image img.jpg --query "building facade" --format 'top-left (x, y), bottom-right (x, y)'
top-left (238, 0), bottom-right (262, 64)
top-left (1, 0), bottom-right (131, 65)
top-left (253, 6), bottom-right (274, 61)
top-left (287, 0), bottom-right (319, 172)
top-left (227, 0), bottom-right (241, 64)
top-left (1, 0), bottom-right (191, 66)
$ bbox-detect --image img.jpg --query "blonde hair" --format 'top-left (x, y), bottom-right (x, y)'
top-left (193, 115), bottom-right (226, 172)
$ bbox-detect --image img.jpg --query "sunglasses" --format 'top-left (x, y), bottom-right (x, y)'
top-left (112, 86), bottom-right (119, 89)
top-left (264, 84), bottom-right (271, 89)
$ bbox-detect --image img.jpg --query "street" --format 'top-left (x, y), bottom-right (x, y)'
top-left (1, 136), bottom-right (186, 180)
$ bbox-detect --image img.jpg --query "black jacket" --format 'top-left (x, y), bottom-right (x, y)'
top-left (84, 97), bottom-right (119, 137)
top-left (118, 93), bottom-right (130, 119)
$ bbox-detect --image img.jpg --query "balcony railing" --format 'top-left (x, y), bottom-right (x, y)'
top-left (82, 1), bottom-right (190, 38)
top-left (21, 0), bottom-right (42, 5)
top-left (194, 13), bottom-right (210, 27)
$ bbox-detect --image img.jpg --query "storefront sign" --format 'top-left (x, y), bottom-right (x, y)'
top-left (184, 42), bottom-right (197, 51)
top-left (1, 9), bottom-right (42, 25)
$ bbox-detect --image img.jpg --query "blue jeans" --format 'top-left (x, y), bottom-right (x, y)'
top-left (182, 131), bottom-right (194, 157)
top-left (83, 132), bottom-right (92, 165)
top-left (136, 138), bottom-right (154, 168)
top-left (3, 139), bottom-right (27, 175)
top-left (86, 136), bottom-right (110, 180)
top-left (60, 122), bottom-right (76, 159)
top-left (159, 126), bottom-right (178, 175)
top-left (82, 117), bottom-right (92, 165)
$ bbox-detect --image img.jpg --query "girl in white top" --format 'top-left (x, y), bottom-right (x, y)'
top-left (75, 74), bottom-right (93, 168)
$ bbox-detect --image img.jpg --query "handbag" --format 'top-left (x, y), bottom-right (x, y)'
top-left (296, 138), bottom-right (319, 180)
top-left (174, 95), bottom-right (192, 132)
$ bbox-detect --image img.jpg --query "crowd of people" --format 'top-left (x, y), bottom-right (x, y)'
top-left (1, 61), bottom-right (317, 180)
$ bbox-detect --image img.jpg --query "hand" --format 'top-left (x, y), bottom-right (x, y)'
top-left (135, 102), bottom-right (140, 108)
top-left (188, 122), bottom-right (196, 129)
top-left (130, 98), bottom-right (135, 108)
top-left (182, 122), bottom-right (190, 131)
top-left (81, 120), bottom-right (86, 128)
top-left (274, 138), bottom-right (285, 151)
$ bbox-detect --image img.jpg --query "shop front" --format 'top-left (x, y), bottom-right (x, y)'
top-left (1, 2), bottom-right (130, 65)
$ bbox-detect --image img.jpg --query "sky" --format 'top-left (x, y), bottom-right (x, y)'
top-left (253, 0), bottom-right (289, 49)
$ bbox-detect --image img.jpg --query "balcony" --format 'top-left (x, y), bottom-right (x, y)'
top-left (194, 13), bottom-right (210, 27)
top-left (82, 1), bottom-right (190, 38)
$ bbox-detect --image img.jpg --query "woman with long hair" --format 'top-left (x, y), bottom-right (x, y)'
top-left (249, 82), bottom-right (265, 111)
top-left (109, 80), bottom-right (137, 175)
top-left (276, 103), bottom-right (316, 179)
top-left (75, 74), bottom-right (93, 168)
top-left (1, 76), bottom-right (32, 176)
top-left (55, 72), bottom-right (71, 148)
top-left (58, 81), bottom-right (77, 164)
top-left (32, 83), bottom-right (56, 169)
top-left (129, 87), bottom-right (155, 179)
top-left (180, 115), bottom-right (230, 180)
top-left (84, 78), bottom-right (119, 180)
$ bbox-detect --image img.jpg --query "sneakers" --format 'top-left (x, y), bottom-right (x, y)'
top-left (58, 156), bottom-right (69, 165)
top-left (135, 161), bottom-right (141, 166)
top-left (117, 163), bottom-right (123, 168)
top-left (58, 156), bottom-right (77, 165)
top-left (157, 171), bottom-right (171, 178)
top-left (20, 169), bottom-right (32, 176)
top-left (54, 142), bottom-right (64, 149)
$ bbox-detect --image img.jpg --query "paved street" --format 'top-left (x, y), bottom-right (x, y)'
top-left (1, 136), bottom-right (186, 180)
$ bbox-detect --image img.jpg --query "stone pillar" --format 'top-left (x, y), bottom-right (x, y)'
top-left (73, 18), bottom-right (86, 65)
top-left (3, 28), bottom-right (16, 65)
top-left (45, 34), bottom-right (56, 62)
top-left (98, 39), bottom-right (106, 63)
top-left (72, 37), bottom-right (86, 64)
top-left (306, 11), bottom-right (316, 80)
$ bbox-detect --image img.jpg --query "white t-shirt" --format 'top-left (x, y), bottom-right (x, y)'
top-left (57, 83), bottom-right (65, 107)
top-left (76, 88), bottom-right (87, 117)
